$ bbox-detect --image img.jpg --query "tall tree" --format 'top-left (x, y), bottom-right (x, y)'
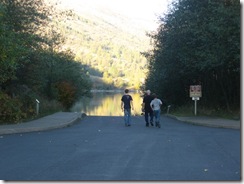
top-left (0, 0), bottom-right (92, 122)
top-left (0, 0), bottom-right (49, 89)
top-left (144, 0), bottom-right (240, 111)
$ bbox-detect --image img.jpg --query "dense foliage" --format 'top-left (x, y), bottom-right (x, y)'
top-left (144, 0), bottom-right (240, 113)
top-left (0, 0), bottom-right (91, 123)
top-left (46, 4), bottom-right (149, 90)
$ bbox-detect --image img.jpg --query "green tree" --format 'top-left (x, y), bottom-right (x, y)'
top-left (144, 0), bottom-right (240, 111)
top-left (0, 0), bottom-right (92, 122)
top-left (0, 0), bottom-right (49, 89)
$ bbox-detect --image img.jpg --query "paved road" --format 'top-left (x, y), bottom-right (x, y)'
top-left (0, 115), bottom-right (240, 181)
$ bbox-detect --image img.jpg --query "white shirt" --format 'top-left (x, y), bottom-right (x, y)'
top-left (150, 98), bottom-right (162, 111)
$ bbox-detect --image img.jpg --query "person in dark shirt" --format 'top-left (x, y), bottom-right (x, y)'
top-left (121, 89), bottom-right (134, 126)
top-left (142, 90), bottom-right (154, 127)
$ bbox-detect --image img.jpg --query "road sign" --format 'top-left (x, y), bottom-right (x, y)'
top-left (192, 97), bottom-right (200, 100)
top-left (190, 85), bottom-right (201, 116)
top-left (190, 85), bottom-right (202, 97)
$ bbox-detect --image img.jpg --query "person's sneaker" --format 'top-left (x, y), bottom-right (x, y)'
top-left (128, 124), bottom-right (131, 126)
top-left (150, 123), bottom-right (154, 126)
top-left (155, 124), bottom-right (158, 127)
top-left (146, 123), bottom-right (149, 127)
top-left (158, 124), bottom-right (161, 128)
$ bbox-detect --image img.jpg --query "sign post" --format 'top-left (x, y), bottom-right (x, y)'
top-left (190, 85), bottom-right (202, 116)
top-left (36, 99), bottom-right (40, 115)
top-left (192, 97), bottom-right (199, 115)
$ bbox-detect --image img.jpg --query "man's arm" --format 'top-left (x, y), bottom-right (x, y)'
top-left (130, 100), bottom-right (134, 110)
top-left (121, 101), bottom-right (124, 111)
top-left (141, 103), bottom-right (145, 111)
top-left (150, 101), bottom-right (154, 109)
top-left (159, 99), bottom-right (163, 106)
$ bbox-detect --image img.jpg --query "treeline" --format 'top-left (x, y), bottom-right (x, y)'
top-left (144, 0), bottom-right (240, 113)
top-left (0, 0), bottom-right (92, 123)
top-left (75, 42), bottom-right (147, 90)
top-left (48, 5), bottom-right (149, 90)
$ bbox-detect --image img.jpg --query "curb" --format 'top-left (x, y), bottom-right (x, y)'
top-left (165, 114), bottom-right (240, 129)
top-left (33, 114), bottom-right (82, 132)
top-left (0, 112), bottom-right (86, 136)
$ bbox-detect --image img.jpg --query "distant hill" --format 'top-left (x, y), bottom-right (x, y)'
top-left (45, 0), bottom-right (154, 90)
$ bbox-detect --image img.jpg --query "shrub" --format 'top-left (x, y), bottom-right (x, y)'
top-left (56, 81), bottom-right (76, 110)
top-left (0, 92), bottom-right (24, 124)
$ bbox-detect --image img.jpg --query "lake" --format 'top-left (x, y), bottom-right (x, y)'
top-left (71, 92), bottom-right (143, 116)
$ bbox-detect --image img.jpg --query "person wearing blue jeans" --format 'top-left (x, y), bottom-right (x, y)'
top-left (121, 89), bottom-right (134, 126)
top-left (142, 90), bottom-right (154, 127)
top-left (123, 108), bottom-right (131, 126)
top-left (150, 93), bottom-right (162, 128)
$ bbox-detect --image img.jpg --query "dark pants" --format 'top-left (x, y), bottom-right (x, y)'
top-left (145, 110), bottom-right (153, 125)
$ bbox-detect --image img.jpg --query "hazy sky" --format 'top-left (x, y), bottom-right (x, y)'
top-left (84, 0), bottom-right (173, 19)
top-left (56, 0), bottom-right (173, 29)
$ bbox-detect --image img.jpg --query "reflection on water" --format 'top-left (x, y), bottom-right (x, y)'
top-left (71, 92), bottom-right (143, 116)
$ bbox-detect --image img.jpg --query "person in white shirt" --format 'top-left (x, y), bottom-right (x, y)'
top-left (150, 94), bottom-right (162, 128)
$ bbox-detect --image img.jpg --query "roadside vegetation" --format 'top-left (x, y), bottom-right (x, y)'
top-left (144, 0), bottom-right (240, 119)
top-left (0, 0), bottom-right (92, 124)
top-left (168, 104), bottom-right (240, 120)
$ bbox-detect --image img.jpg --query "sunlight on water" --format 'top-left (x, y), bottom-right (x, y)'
top-left (71, 92), bottom-right (143, 116)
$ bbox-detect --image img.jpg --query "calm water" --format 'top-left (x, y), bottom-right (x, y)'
top-left (71, 92), bottom-right (143, 116)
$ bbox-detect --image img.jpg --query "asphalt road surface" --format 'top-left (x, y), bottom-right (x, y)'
top-left (0, 115), bottom-right (240, 181)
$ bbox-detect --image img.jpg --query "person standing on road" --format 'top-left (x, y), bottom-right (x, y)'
top-left (121, 89), bottom-right (134, 126)
top-left (150, 93), bottom-right (162, 128)
top-left (142, 90), bottom-right (154, 127)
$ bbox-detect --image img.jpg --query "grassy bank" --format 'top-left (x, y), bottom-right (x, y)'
top-left (168, 105), bottom-right (240, 120)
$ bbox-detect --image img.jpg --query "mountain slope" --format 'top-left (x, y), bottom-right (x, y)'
top-left (45, 0), bottom-right (154, 89)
